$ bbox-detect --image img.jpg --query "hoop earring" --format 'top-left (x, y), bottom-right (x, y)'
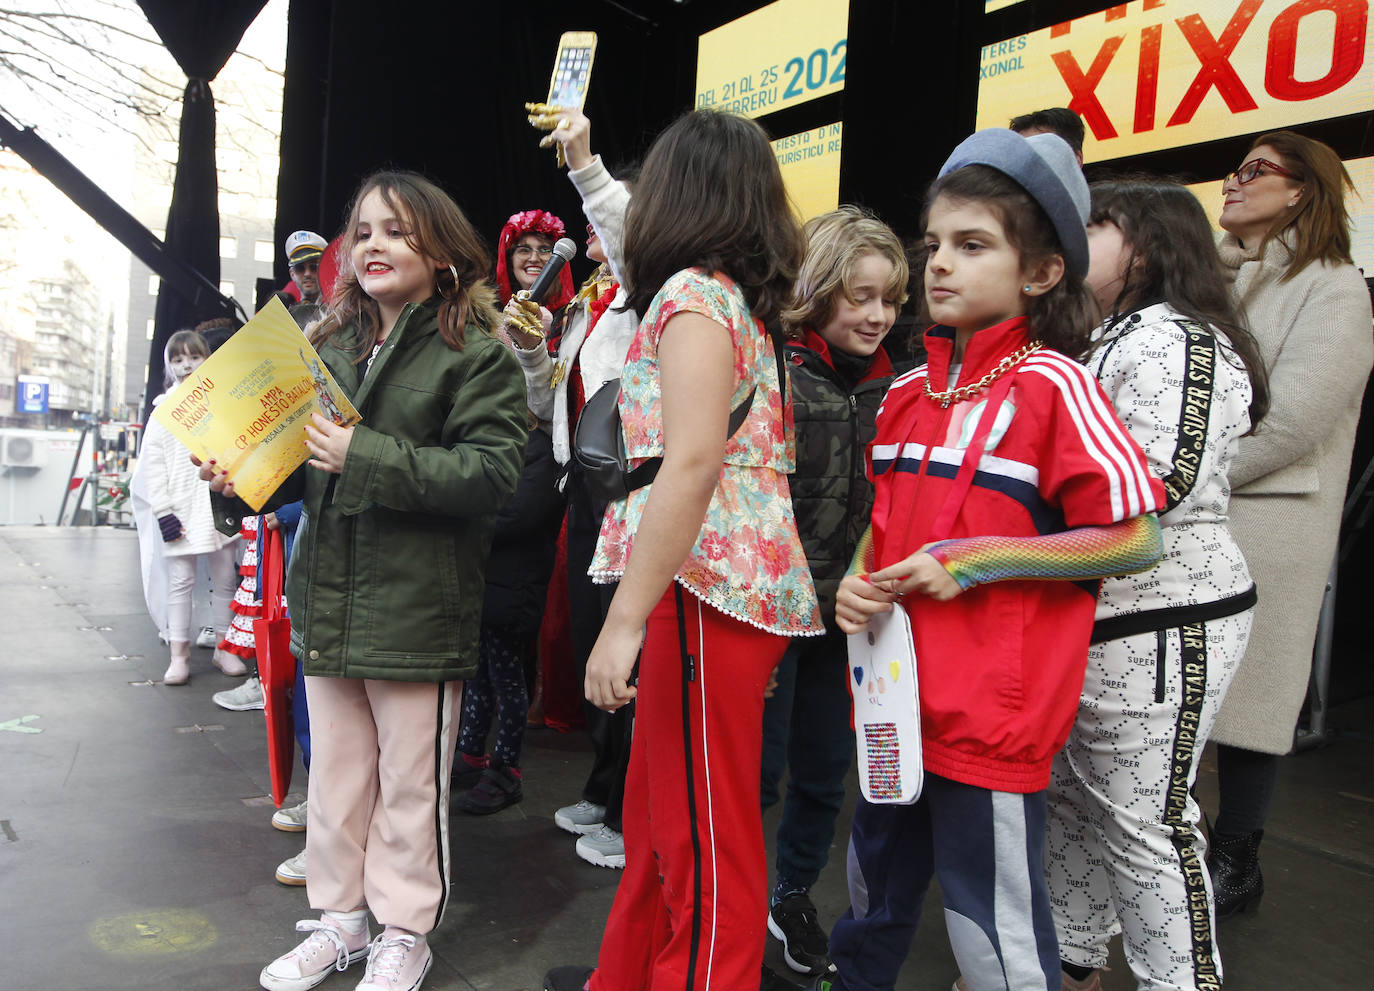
top-left (438, 264), bottom-right (459, 300)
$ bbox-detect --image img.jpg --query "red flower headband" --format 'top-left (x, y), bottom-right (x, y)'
top-left (495, 208), bottom-right (575, 308)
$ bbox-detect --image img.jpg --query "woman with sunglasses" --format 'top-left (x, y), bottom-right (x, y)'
top-left (1207, 131), bottom-right (1373, 916)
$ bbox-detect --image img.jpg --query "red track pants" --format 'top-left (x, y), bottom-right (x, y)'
top-left (591, 585), bottom-right (791, 991)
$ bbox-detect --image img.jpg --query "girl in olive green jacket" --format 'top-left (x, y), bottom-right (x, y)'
top-left (214, 172), bottom-right (527, 991)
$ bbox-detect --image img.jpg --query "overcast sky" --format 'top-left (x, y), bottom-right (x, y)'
top-left (1, 0), bottom-right (286, 210)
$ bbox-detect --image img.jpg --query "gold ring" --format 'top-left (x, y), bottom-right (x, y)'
top-left (558, 118), bottom-right (570, 130)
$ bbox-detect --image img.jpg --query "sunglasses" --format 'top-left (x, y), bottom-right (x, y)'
top-left (1224, 157), bottom-right (1301, 186)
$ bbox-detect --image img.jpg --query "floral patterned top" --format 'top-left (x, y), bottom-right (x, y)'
top-left (590, 268), bottom-right (823, 635)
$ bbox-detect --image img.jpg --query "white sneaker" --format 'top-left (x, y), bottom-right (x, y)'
top-left (276, 848), bottom-right (307, 886)
top-left (213, 676), bottom-right (265, 711)
top-left (554, 799), bottom-right (607, 835)
top-left (259, 915), bottom-right (370, 991)
top-left (355, 931), bottom-right (432, 991)
top-left (576, 823), bottom-right (625, 869)
top-left (196, 626), bottom-right (219, 649)
top-left (273, 799), bottom-right (308, 832)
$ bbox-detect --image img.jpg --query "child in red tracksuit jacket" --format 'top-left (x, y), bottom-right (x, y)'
top-left (826, 130), bottom-right (1165, 991)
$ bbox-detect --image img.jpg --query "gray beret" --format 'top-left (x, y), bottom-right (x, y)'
top-left (937, 128), bottom-right (1090, 279)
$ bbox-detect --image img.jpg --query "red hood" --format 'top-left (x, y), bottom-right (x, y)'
top-left (796, 327), bottom-right (893, 384)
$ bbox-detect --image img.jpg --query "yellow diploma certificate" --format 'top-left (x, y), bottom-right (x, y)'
top-left (152, 297), bottom-right (360, 511)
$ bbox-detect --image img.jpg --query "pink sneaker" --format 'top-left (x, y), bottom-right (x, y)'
top-left (354, 930), bottom-right (432, 991)
top-left (259, 915), bottom-right (371, 991)
top-left (213, 648), bottom-right (248, 676)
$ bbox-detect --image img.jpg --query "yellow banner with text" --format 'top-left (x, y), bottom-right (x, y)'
top-left (773, 122), bottom-right (844, 220)
top-left (976, 0), bottom-right (1373, 164)
top-left (695, 0), bottom-right (849, 118)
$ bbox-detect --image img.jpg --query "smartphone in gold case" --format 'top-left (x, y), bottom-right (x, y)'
top-left (547, 31), bottom-right (597, 112)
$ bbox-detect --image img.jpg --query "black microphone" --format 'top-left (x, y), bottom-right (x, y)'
top-left (521, 238), bottom-right (577, 304)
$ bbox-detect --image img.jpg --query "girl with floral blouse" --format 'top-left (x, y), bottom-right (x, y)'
top-left (545, 109), bottom-right (821, 991)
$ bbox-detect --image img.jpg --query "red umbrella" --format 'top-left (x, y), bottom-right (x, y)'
top-left (253, 526), bottom-right (296, 807)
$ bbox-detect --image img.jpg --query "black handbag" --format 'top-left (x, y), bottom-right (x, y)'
top-left (572, 326), bottom-right (787, 503)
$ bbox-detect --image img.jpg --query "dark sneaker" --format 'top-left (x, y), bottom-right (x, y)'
top-left (768, 892), bottom-right (834, 976)
top-left (452, 752), bottom-right (488, 790)
top-left (544, 965), bottom-right (594, 991)
top-left (456, 763), bottom-right (522, 815)
top-left (762, 963), bottom-right (804, 989)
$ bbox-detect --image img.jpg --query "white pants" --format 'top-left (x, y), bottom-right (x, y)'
top-left (1046, 612), bottom-right (1251, 991)
top-left (165, 547), bottom-right (237, 644)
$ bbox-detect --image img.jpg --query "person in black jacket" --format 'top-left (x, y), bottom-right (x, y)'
top-left (761, 206), bottom-right (908, 980)
top-left (452, 210), bottom-right (574, 815)
top-left (452, 419), bottom-right (566, 814)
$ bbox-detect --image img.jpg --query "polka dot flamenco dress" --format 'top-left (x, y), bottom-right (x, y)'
top-left (218, 515), bottom-right (260, 660)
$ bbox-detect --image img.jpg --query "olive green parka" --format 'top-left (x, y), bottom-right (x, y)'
top-left (216, 299), bottom-right (528, 682)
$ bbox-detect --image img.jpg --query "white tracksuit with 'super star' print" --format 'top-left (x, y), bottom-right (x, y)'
top-left (1046, 302), bottom-right (1257, 991)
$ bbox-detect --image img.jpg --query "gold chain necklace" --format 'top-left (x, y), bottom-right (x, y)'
top-left (924, 340), bottom-right (1043, 408)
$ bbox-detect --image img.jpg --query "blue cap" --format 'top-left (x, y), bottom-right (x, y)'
top-left (938, 129), bottom-right (1090, 279)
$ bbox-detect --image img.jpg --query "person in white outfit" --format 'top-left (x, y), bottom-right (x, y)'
top-left (1044, 180), bottom-right (1270, 991)
top-left (132, 329), bottom-right (241, 685)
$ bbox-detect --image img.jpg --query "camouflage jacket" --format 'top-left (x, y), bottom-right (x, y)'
top-left (787, 330), bottom-right (894, 628)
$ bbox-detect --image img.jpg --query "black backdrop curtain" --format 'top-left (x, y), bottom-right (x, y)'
top-left (136, 0), bottom-right (267, 418)
top-left (275, 0), bottom-right (692, 295)
top-left (272, 0), bottom-right (990, 292)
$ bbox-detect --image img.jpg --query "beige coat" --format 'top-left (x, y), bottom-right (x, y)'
top-left (1211, 233), bottom-right (1373, 753)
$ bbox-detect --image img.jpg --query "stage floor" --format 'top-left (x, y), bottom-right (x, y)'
top-left (1, 526), bottom-right (1370, 990)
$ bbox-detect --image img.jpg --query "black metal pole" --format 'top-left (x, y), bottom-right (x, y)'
top-left (0, 111), bottom-right (244, 324)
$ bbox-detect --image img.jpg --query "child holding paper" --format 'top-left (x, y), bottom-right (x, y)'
top-left (826, 130), bottom-right (1165, 991)
top-left (209, 171), bottom-right (527, 991)
top-left (760, 206), bottom-right (907, 978)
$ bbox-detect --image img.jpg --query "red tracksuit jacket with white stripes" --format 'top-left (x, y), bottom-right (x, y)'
top-left (868, 317), bottom-right (1164, 792)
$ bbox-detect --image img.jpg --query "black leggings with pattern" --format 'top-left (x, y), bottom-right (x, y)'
top-left (457, 625), bottom-right (528, 768)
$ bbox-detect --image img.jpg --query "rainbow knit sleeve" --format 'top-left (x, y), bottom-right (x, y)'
top-left (923, 514), bottom-right (1163, 591)
top-left (848, 525), bottom-right (877, 578)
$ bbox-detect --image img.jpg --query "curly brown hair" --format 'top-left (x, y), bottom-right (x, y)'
top-left (1088, 179), bottom-right (1269, 432)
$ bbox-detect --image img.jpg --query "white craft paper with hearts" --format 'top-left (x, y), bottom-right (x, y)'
top-left (847, 606), bottom-right (923, 804)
